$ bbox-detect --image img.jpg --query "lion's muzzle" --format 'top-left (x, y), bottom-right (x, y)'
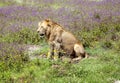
top-left (38, 33), bottom-right (45, 38)
top-left (37, 30), bottom-right (45, 37)
top-left (39, 33), bottom-right (44, 36)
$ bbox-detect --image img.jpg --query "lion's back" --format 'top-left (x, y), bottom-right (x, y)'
top-left (61, 31), bottom-right (78, 44)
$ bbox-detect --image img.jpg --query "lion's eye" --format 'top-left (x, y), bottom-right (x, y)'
top-left (41, 26), bottom-right (44, 28)
top-left (47, 24), bottom-right (51, 27)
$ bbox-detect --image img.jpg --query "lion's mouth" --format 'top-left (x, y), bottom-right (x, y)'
top-left (39, 33), bottom-right (45, 37)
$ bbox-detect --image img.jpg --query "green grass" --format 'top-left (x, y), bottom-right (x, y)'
top-left (50, 3), bottom-right (62, 9)
top-left (1, 47), bottom-right (119, 83)
top-left (0, 23), bottom-right (120, 83)
top-left (0, 2), bottom-right (14, 7)
top-left (0, 3), bottom-right (5, 7)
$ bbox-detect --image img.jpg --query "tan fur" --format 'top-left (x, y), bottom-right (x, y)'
top-left (37, 19), bottom-right (88, 61)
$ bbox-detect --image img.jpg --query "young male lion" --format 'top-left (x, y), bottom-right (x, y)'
top-left (37, 19), bottom-right (88, 62)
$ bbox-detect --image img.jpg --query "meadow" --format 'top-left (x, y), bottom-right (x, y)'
top-left (0, 0), bottom-right (120, 83)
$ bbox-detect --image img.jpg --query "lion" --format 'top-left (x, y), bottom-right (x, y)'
top-left (37, 19), bottom-right (88, 62)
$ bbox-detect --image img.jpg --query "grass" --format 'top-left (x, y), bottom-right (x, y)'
top-left (0, 23), bottom-right (120, 83)
top-left (0, 22), bottom-right (120, 83)
top-left (0, 45), bottom-right (119, 83)
top-left (0, 3), bottom-right (5, 7)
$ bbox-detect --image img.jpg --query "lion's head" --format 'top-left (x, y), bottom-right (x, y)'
top-left (37, 19), bottom-right (52, 38)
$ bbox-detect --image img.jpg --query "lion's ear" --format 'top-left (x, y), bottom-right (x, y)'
top-left (45, 19), bottom-right (51, 22)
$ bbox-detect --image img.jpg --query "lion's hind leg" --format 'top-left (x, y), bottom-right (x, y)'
top-left (72, 44), bottom-right (88, 62)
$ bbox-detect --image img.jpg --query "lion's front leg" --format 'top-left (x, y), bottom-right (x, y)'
top-left (47, 42), bottom-right (61, 60)
top-left (53, 42), bottom-right (62, 60)
top-left (47, 42), bottom-right (54, 59)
